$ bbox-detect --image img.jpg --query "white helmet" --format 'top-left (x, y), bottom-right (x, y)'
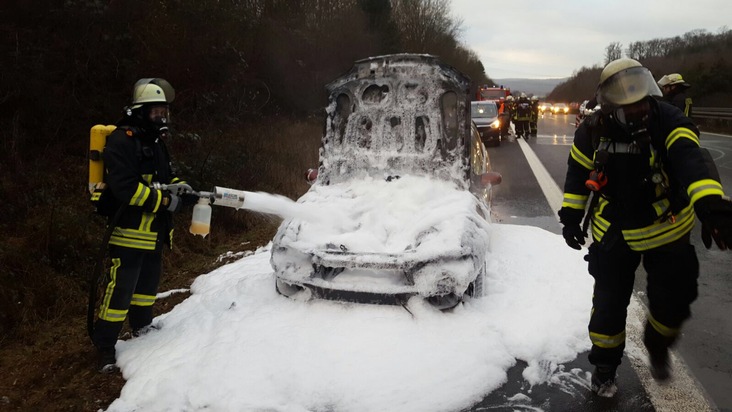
top-left (531, 95), bottom-right (539, 101)
top-left (520, 92), bottom-right (527, 98)
top-left (131, 78), bottom-right (175, 109)
top-left (506, 95), bottom-right (514, 101)
top-left (596, 58), bottom-right (661, 107)
top-left (657, 73), bottom-right (688, 88)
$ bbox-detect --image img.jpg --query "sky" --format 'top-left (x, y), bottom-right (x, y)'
top-left (450, 0), bottom-right (731, 79)
top-left (101, 181), bottom-right (606, 412)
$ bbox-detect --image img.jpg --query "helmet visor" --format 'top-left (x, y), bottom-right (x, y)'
top-left (597, 67), bottom-right (661, 107)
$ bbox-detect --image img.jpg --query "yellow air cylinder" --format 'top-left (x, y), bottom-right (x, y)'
top-left (89, 125), bottom-right (116, 194)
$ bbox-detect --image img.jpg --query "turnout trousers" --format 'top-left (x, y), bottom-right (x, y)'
top-left (92, 245), bottom-right (162, 349)
top-left (585, 232), bottom-right (699, 367)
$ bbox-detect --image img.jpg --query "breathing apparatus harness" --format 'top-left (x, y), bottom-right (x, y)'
top-left (580, 109), bottom-right (674, 235)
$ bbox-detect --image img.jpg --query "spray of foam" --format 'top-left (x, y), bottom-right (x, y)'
top-left (237, 191), bottom-right (325, 223)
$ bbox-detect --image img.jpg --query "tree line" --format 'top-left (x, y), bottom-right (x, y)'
top-left (549, 27), bottom-right (732, 108)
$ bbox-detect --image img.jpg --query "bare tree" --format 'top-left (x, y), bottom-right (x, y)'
top-left (604, 42), bottom-right (622, 64)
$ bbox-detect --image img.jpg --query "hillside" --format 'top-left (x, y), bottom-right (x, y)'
top-left (492, 78), bottom-right (568, 98)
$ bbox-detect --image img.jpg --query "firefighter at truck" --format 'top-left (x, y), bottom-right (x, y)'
top-left (513, 93), bottom-right (532, 138)
top-left (529, 95), bottom-right (540, 137)
top-left (91, 78), bottom-right (199, 373)
top-left (557, 58), bottom-right (732, 397)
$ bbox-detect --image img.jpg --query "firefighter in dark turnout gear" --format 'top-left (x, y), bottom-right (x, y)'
top-left (513, 93), bottom-right (532, 138)
top-left (558, 59), bottom-right (732, 397)
top-left (92, 78), bottom-right (197, 373)
top-left (657, 73), bottom-right (692, 118)
top-left (529, 95), bottom-right (539, 137)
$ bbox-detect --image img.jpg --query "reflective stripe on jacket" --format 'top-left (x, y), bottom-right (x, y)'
top-left (561, 100), bottom-right (723, 251)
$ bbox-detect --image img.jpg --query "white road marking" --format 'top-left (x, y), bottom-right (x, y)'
top-left (518, 139), bottom-right (717, 411)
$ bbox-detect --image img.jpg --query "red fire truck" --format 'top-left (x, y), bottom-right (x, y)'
top-left (476, 85), bottom-right (510, 102)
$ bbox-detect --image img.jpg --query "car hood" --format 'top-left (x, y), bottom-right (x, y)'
top-left (472, 116), bottom-right (498, 127)
top-left (273, 175), bottom-right (490, 263)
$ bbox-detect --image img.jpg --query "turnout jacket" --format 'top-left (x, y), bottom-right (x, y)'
top-left (104, 123), bottom-right (184, 251)
top-left (561, 100), bottom-right (724, 251)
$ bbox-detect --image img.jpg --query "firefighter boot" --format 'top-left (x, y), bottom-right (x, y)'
top-left (643, 322), bottom-right (675, 381)
top-left (591, 364), bottom-right (618, 398)
top-left (96, 346), bottom-right (119, 374)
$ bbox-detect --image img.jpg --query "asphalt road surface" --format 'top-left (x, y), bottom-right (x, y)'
top-left (471, 113), bottom-right (731, 412)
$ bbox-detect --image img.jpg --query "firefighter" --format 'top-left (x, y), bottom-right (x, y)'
top-left (505, 95), bottom-right (515, 136)
top-left (513, 93), bottom-right (532, 138)
top-left (92, 78), bottom-right (198, 373)
top-left (657, 73), bottom-right (692, 118)
top-left (558, 58), bottom-right (732, 397)
top-left (529, 95), bottom-right (540, 137)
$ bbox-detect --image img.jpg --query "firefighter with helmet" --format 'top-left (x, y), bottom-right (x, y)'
top-left (558, 58), bottom-right (732, 397)
top-left (513, 93), bottom-right (532, 138)
top-left (657, 73), bottom-right (692, 118)
top-left (91, 78), bottom-right (199, 373)
top-left (529, 95), bottom-right (539, 137)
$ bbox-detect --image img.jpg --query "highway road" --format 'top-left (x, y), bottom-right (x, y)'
top-left (476, 112), bottom-right (732, 411)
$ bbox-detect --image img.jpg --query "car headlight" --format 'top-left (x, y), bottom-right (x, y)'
top-left (490, 120), bottom-right (500, 129)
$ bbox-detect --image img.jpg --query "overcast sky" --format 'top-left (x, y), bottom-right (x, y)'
top-left (450, 0), bottom-right (730, 79)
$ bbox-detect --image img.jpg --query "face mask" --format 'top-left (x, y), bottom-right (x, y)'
top-left (612, 99), bottom-right (651, 152)
top-left (145, 105), bottom-right (171, 135)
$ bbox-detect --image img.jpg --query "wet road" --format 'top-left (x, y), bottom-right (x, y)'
top-left (480, 113), bottom-right (732, 411)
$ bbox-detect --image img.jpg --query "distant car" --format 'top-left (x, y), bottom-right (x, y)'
top-left (471, 101), bottom-right (501, 147)
top-left (539, 102), bottom-right (552, 114)
top-left (272, 54), bottom-right (502, 310)
top-left (552, 103), bottom-right (569, 114)
top-left (568, 102), bottom-right (580, 114)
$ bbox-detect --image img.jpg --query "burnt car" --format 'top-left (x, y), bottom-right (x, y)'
top-left (271, 54), bottom-right (501, 310)
top-left (471, 101), bottom-right (501, 147)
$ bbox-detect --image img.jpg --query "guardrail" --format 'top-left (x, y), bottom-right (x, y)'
top-left (694, 107), bottom-right (732, 120)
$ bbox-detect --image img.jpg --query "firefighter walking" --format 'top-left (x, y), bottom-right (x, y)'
top-left (558, 58), bottom-right (732, 397)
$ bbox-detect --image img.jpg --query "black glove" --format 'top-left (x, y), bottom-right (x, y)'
top-left (562, 224), bottom-right (586, 250)
top-left (695, 195), bottom-right (732, 250)
top-left (558, 207), bottom-right (587, 250)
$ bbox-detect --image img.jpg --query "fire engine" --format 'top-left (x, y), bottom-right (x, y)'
top-left (476, 85), bottom-right (510, 102)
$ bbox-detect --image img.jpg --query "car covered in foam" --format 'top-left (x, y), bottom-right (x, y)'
top-left (270, 54), bottom-right (500, 309)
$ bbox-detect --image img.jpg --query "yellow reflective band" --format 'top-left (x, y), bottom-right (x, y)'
top-left (688, 180), bottom-right (725, 205)
top-left (131, 294), bottom-right (156, 307)
top-left (91, 192), bottom-right (101, 201)
top-left (142, 174), bottom-right (153, 184)
top-left (622, 207), bottom-right (695, 251)
top-left (109, 236), bottom-right (157, 250)
top-left (130, 183), bottom-right (151, 206)
top-left (648, 313), bottom-right (680, 337)
top-left (652, 198), bottom-right (670, 217)
top-left (562, 194), bottom-right (589, 209)
top-left (99, 259), bottom-right (120, 321)
top-left (139, 212), bottom-right (155, 232)
top-left (590, 330), bottom-right (626, 348)
top-left (666, 127), bottom-right (699, 149)
top-left (112, 227), bottom-right (157, 240)
top-left (570, 144), bottom-right (594, 170)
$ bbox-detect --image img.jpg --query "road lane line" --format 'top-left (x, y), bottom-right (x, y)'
top-left (517, 138), bottom-right (717, 411)
top-left (516, 138), bottom-right (563, 216)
